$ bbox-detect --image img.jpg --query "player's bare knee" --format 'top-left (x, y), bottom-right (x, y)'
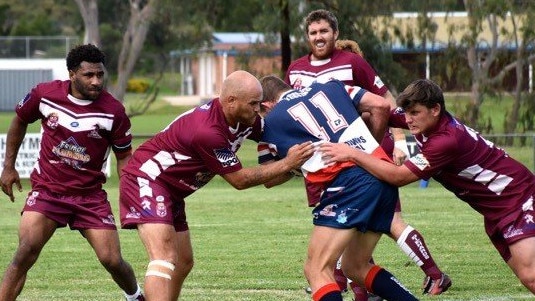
top-left (146, 259), bottom-right (176, 280)
top-left (96, 251), bottom-right (124, 270)
top-left (12, 245), bottom-right (41, 267)
top-left (181, 257), bottom-right (194, 274)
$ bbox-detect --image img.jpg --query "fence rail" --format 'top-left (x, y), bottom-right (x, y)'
top-left (0, 36), bottom-right (79, 58)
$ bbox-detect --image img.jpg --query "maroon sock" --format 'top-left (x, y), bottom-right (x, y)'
top-left (397, 225), bottom-right (442, 279)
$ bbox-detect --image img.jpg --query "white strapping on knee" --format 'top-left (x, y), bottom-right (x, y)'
top-left (146, 259), bottom-right (176, 280)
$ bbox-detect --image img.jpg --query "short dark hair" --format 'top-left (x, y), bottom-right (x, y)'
top-left (305, 9), bottom-right (338, 34)
top-left (66, 44), bottom-right (106, 71)
top-left (259, 75), bottom-right (291, 103)
top-left (397, 79), bottom-right (446, 114)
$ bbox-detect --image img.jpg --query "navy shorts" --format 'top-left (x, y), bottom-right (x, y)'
top-left (120, 173), bottom-right (189, 232)
top-left (312, 166), bottom-right (397, 233)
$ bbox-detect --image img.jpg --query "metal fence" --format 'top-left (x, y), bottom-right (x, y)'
top-left (0, 69), bottom-right (53, 111)
top-left (0, 36), bottom-right (79, 58)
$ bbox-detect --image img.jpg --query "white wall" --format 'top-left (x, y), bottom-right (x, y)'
top-left (0, 59), bottom-right (68, 80)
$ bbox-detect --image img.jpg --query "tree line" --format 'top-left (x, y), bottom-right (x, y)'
top-left (0, 0), bottom-right (534, 133)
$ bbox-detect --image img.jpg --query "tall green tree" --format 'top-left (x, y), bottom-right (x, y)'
top-left (459, 0), bottom-right (535, 130)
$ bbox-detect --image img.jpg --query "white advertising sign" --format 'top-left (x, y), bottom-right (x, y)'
top-left (0, 133), bottom-right (111, 178)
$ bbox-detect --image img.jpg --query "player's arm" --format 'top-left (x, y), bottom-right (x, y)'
top-left (384, 90), bottom-right (410, 165)
top-left (259, 159), bottom-right (295, 188)
top-left (357, 91), bottom-right (390, 142)
top-left (1, 116), bottom-right (28, 202)
top-left (319, 141), bottom-right (419, 186)
top-left (115, 150), bottom-right (132, 178)
top-left (222, 141), bottom-right (313, 190)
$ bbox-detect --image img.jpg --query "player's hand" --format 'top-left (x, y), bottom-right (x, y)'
top-left (1, 166), bottom-right (22, 202)
top-left (393, 140), bottom-right (410, 165)
top-left (319, 142), bottom-right (356, 164)
top-left (285, 141), bottom-right (314, 169)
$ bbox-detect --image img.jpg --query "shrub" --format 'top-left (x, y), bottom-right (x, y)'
top-left (127, 78), bottom-right (150, 93)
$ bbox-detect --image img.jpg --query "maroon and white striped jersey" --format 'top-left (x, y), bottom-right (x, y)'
top-left (284, 48), bottom-right (388, 97)
top-left (122, 99), bottom-right (263, 199)
top-left (390, 110), bottom-right (535, 222)
top-left (16, 80), bottom-right (132, 195)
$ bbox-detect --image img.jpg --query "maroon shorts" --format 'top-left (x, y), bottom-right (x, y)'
top-left (23, 189), bottom-right (116, 230)
top-left (119, 173), bottom-right (189, 232)
top-left (486, 196), bottom-right (535, 262)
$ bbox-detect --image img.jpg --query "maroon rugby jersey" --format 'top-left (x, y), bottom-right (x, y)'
top-left (285, 48), bottom-right (388, 97)
top-left (122, 99), bottom-right (262, 199)
top-left (16, 80), bottom-right (132, 194)
top-left (390, 111), bottom-right (535, 222)
top-left (285, 48), bottom-right (391, 206)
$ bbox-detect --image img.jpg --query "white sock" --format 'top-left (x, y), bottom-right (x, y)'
top-left (124, 284), bottom-right (142, 301)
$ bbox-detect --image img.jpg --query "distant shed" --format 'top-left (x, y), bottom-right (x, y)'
top-left (0, 59), bottom-right (67, 111)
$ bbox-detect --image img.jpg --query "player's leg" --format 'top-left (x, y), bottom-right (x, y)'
top-left (0, 211), bottom-right (57, 301)
top-left (507, 236), bottom-right (535, 293)
top-left (83, 228), bottom-right (143, 300)
top-left (389, 201), bottom-right (450, 295)
top-left (170, 230), bottom-right (194, 300)
top-left (304, 225), bottom-right (353, 301)
top-left (342, 231), bottom-right (418, 301)
top-left (138, 223), bottom-right (185, 301)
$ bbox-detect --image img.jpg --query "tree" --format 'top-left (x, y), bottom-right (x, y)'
top-left (74, 0), bottom-right (100, 46)
top-left (460, 0), bottom-right (535, 131)
top-left (111, 0), bottom-right (159, 102)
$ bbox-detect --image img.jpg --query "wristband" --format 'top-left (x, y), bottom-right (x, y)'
top-left (394, 140), bottom-right (410, 157)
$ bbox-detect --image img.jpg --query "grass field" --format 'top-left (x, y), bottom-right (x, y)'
top-left (1, 95), bottom-right (535, 300)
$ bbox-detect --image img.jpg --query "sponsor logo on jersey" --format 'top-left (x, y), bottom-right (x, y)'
top-left (18, 94), bottom-right (30, 108)
top-left (374, 75), bottom-right (385, 89)
top-left (393, 107), bottom-right (405, 114)
top-left (319, 204), bottom-right (337, 217)
top-left (409, 153), bottom-right (430, 171)
top-left (26, 191), bottom-right (39, 206)
top-left (46, 112), bottom-right (59, 129)
top-left (70, 121), bottom-right (79, 128)
top-left (52, 137), bottom-right (90, 169)
top-left (87, 124), bottom-right (103, 139)
top-left (522, 197), bottom-right (533, 212)
top-left (503, 225), bottom-right (524, 239)
top-left (101, 214), bottom-right (116, 225)
top-left (292, 77), bottom-right (303, 90)
top-left (125, 206), bottom-right (141, 219)
top-left (214, 148), bottom-right (239, 167)
top-left (141, 198), bottom-right (151, 211)
top-left (345, 136), bottom-right (368, 151)
top-left (156, 195), bottom-right (167, 217)
top-left (336, 210), bottom-right (348, 224)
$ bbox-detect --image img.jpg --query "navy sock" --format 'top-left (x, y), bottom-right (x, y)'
top-left (366, 265), bottom-right (419, 301)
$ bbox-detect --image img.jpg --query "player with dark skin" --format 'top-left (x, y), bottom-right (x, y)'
top-left (320, 78), bottom-right (535, 295)
top-left (0, 44), bottom-right (144, 300)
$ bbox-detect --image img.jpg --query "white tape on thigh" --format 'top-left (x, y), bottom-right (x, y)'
top-left (146, 260), bottom-right (176, 280)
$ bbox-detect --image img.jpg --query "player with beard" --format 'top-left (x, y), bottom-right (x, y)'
top-left (258, 75), bottom-right (419, 301)
top-left (0, 44), bottom-right (144, 301)
top-left (321, 78), bottom-right (535, 295)
top-left (286, 9), bottom-right (450, 299)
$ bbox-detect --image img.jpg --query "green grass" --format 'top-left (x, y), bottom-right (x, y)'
top-left (0, 167), bottom-right (532, 300)
top-left (1, 94), bottom-right (534, 300)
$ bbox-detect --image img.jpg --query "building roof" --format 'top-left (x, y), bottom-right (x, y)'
top-left (212, 32), bottom-right (267, 44)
